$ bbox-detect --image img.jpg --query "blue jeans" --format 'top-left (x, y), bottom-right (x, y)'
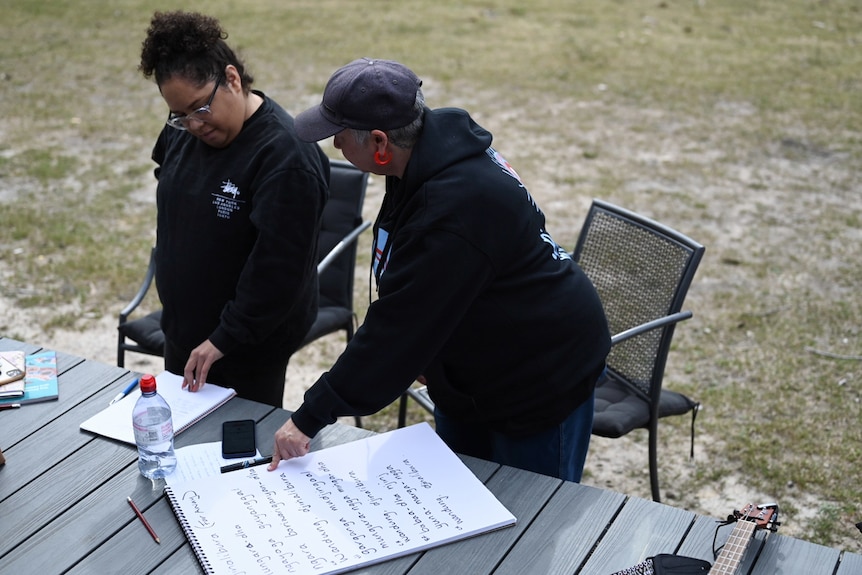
top-left (433, 392), bottom-right (595, 482)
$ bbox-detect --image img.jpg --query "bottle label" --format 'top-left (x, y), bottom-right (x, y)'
top-left (133, 418), bottom-right (174, 444)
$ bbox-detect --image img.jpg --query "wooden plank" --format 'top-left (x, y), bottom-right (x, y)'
top-left (67, 490), bottom-right (195, 575)
top-left (675, 514), bottom-right (725, 562)
top-left (836, 550), bottom-right (862, 575)
top-left (151, 546), bottom-right (205, 575)
top-left (494, 481), bottom-right (626, 575)
top-left (740, 531), bottom-right (770, 575)
top-left (0, 337), bottom-right (42, 355)
top-left (750, 532), bottom-right (841, 574)
top-left (0, 369), bottom-right (134, 501)
top-left (0, 351), bottom-right (123, 449)
top-left (457, 453), bottom-right (500, 483)
top-left (0, 441), bottom-right (140, 569)
top-left (580, 496), bottom-right (696, 574)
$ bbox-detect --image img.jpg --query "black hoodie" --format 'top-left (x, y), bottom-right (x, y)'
top-left (293, 108), bottom-right (610, 437)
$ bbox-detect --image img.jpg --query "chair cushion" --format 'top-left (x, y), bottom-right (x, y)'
top-left (592, 376), bottom-right (650, 438)
top-left (592, 376), bottom-right (698, 438)
top-left (300, 306), bottom-right (353, 348)
top-left (118, 311), bottom-right (164, 353)
top-left (657, 389), bottom-right (699, 418)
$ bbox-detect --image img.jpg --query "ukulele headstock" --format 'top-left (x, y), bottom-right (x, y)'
top-left (734, 502), bottom-right (780, 533)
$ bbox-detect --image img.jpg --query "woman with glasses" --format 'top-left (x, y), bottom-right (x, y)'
top-left (138, 11), bottom-right (329, 406)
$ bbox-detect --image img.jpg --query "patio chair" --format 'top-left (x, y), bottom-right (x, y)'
top-left (117, 160), bottom-right (370, 425)
top-left (397, 199), bottom-right (703, 502)
top-left (297, 160), bottom-right (370, 350)
top-left (573, 199), bottom-right (703, 501)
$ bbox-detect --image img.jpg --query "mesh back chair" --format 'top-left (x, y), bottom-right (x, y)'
top-left (117, 161), bottom-right (370, 425)
top-left (298, 160), bottom-right (370, 348)
top-left (574, 199), bottom-right (704, 502)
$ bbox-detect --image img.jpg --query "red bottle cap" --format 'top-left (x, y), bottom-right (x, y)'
top-left (140, 374), bottom-right (157, 393)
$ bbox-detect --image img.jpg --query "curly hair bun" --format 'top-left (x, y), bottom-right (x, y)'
top-left (139, 11), bottom-right (228, 80)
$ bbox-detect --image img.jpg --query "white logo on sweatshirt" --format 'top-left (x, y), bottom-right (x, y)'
top-left (221, 180), bottom-right (240, 198)
top-left (541, 230), bottom-right (573, 261)
top-left (212, 179), bottom-right (244, 219)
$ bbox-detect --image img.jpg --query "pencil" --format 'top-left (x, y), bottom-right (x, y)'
top-left (127, 496), bottom-right (160, 544)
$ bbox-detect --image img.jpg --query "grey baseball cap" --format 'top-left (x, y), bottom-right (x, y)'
top-left (294, 58), bottom-right (423, 142)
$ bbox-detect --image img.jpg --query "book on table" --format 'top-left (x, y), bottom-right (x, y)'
top-left (0, 350), bottom-right (26, 398)
top-left (0, 351), bottom-right (58, 405)
top-left (165, 422), bottom-right (517, 575)
top-left (79, 371), bottom-right (235, 444)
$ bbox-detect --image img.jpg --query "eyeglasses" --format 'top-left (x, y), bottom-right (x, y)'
top-left (165, 74), bottom-right (223, 131)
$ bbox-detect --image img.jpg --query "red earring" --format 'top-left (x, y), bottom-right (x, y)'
top-left (374, 151), bottom-right (392, 166)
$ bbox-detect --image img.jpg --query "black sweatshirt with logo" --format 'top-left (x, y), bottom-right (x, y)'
top-left (152, 92), bottom-right (329, 363)
top-left (293, 107), bottom-right (610, 438)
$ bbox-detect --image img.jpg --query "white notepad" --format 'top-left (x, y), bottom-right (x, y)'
top-left (165, 422), bottom-right (516, 575)
top-left (80, 371), bottom-right (235, 444)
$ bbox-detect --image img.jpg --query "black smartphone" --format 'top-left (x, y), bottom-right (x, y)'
top-left (221, 419), bottom-right (257, 459)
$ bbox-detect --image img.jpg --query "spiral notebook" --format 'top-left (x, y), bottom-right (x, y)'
top-left (164, 423), bottom-right (516, 575)
top-left (80, 371), bottom-right (235, 444)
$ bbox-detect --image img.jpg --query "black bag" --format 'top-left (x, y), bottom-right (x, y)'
top-left (612, 553), bottom-right (711, 575)
top-left (652, 554), bottom-right (711, 574)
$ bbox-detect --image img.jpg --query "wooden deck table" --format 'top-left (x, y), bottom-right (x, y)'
top-left (1, 336), bottom-right (859, 575)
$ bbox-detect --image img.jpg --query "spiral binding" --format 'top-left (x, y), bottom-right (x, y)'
top-left (165, 486), bottom-right (214, 574)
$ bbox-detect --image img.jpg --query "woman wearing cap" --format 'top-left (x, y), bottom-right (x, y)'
top-left (138, 11), bottom-right (329, 405)
top-left (270, 58), bottom-right (610, 481)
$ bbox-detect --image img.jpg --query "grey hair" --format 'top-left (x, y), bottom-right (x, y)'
top-left (350, 88), bottom-right (425, 149)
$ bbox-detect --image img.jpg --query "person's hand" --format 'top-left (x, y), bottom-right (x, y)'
top-left (268, 417), bottom-right (310, 470)
top-left (181, 339), bottom-right (224, 392)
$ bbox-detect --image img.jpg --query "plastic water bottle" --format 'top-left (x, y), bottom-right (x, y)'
top-left (132, 374), bottom-right (177, 479)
